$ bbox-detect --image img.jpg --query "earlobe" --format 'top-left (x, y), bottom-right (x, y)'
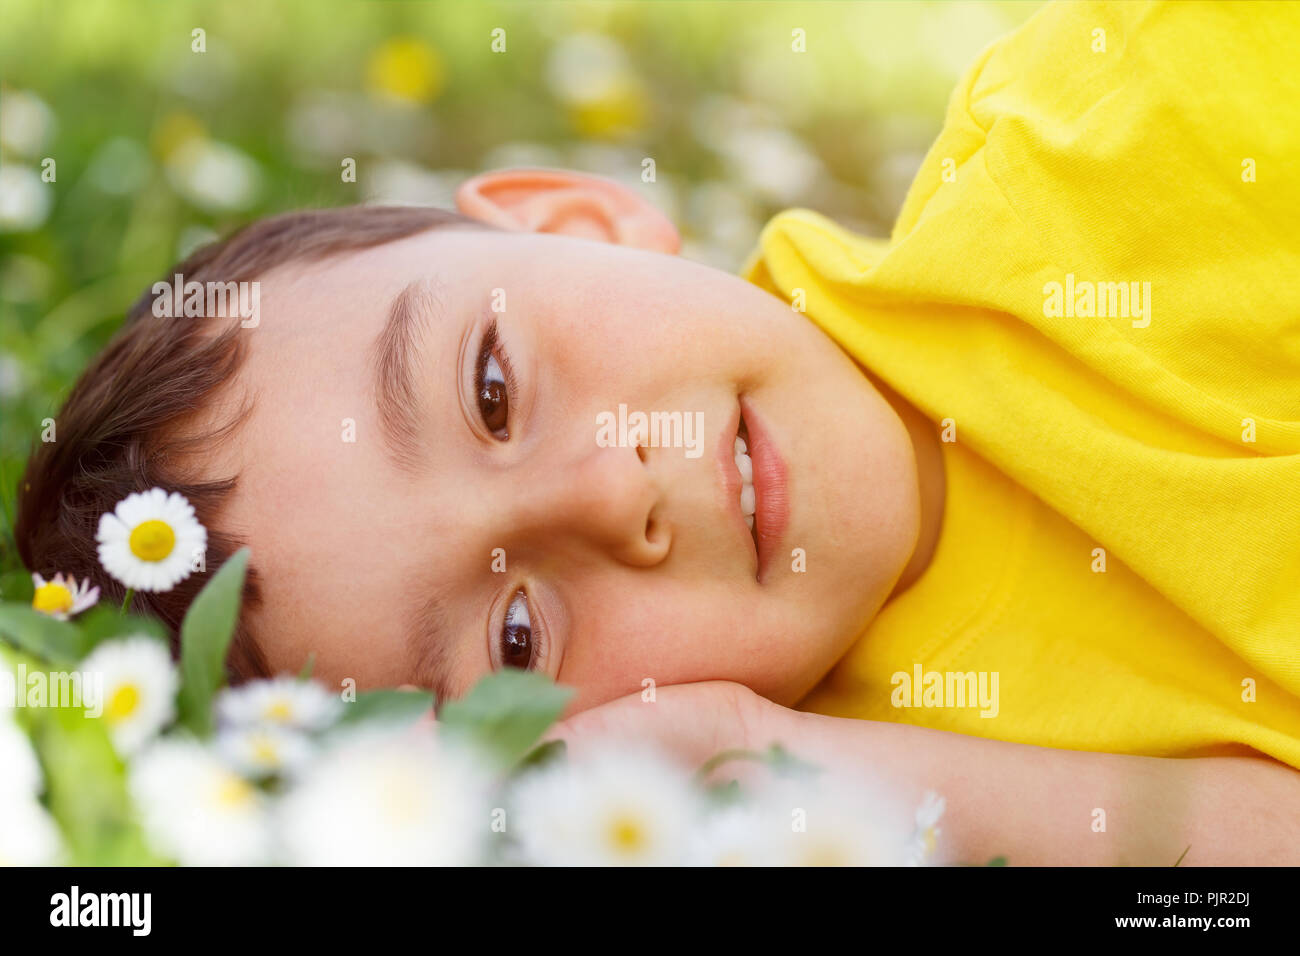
top-left (455, 167), bottom-right (680, 254)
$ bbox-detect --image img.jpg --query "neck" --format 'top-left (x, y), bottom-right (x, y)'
top-left (867, 371), bottom-right (946, 598)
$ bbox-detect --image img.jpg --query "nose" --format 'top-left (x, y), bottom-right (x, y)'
top-left (510, 442), bottom-right (671, 567)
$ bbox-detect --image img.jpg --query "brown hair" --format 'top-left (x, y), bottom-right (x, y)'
top-left (15, 204), bottom-right (480, 680)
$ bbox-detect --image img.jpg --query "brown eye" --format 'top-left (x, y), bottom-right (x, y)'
top-left (475, 337), bottom-right (510, 440)
top-left (500, 590), bottom-right (534, 669)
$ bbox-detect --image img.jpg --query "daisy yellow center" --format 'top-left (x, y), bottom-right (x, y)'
top-left (128, 519), bottom-right (176, 562)
top-left (801, 843), bottom-right (850, 867)
top-left (606, 814), bottom-right (648, 855)
top-left (264, 700), bottom-right (292, 722)
top-left (106, 684), bottom-right (140, 722)
top-left (382, 776), bottom-right (422, 824)
top-left (32, 582), bottom-right (75, 615)
top-left (251, 736), bottom-right (279, 765)
top-left (216, 774), bottom-right (254, 808)
top-left (387, 792), bottom-right (417, 823)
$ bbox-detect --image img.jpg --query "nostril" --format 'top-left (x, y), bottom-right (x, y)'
top-left (634, 442), bottom-right (647, 464)
top-left (645, 510), bottom-right (669, 549)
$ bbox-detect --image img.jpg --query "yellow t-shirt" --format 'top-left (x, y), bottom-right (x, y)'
top-left (744, 0), bottom-right (1300, 768)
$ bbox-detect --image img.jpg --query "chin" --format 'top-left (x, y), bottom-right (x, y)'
top-left (762, 653), bottom-right (838, 708)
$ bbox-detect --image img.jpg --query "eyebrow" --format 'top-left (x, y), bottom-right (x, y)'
top-left (371, 280), bottom-right (462, 701)
top-left (408, 584), bottom-right (461, 707)
top-left (371, 278), bottom-right (441, 472)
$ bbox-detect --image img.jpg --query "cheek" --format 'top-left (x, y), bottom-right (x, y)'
top-left (558, 590), bottom-right (726, 707)
top-left (559, 577), bottom-right (815, 709)
top-left (531, 306), bottom-right (638, 417)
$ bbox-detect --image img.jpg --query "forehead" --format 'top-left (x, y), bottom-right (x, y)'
top-left (207, 233), bottom-right (468, 682)
top-left (252, 229), bottom-right (461, 341)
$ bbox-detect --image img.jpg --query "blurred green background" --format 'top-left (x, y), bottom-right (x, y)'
top-left (0, 0), bottom-right (1040, 592)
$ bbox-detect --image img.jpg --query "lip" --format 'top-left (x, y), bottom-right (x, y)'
top-left (740, 397), bottom-right (790, 582)
top-left (717, 397), bottom-right (790, 583)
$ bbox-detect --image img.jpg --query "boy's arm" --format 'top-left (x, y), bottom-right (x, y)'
top-left (781, 706), bottom-right (1300, 866)
top-left (549, 682), bottom-right (1300, 866)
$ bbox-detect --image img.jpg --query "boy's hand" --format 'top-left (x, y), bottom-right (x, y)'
top-left (545, 680), bottom-right (785, 769)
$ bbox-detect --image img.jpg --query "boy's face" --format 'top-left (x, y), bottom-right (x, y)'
top-left (207, 224), bottom-right (920, 711)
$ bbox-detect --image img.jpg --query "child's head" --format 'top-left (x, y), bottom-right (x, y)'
top-left (16, 169), bottom-right (920, 711)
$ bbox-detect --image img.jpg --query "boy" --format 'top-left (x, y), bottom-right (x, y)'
top-left (16, 1), bottom-right (1300, 863)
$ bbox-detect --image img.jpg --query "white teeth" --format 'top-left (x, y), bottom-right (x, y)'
top-left (735, 430), bottom-right (756, 532)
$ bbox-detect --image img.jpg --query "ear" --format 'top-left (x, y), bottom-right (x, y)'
top-left (455, 168), bottom-right (680, 254)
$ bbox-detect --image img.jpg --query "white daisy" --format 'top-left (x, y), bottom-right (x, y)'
top-left (165, 139), bottom-right (262, 214)
top-left (129, 738), bottom-right (270, 866)
top-left (0, 89), bottom-right (55, 157)
top-left (0, 716), bottom-right (42, 799)
top-left (0, 716), bottom-right (60, 867)
top-left (278, 725), bottom-right (489, 866)
top-left (687, 804), bottom-right (777, 867)
top-left (215, 676), bottom-right (341, 732)
top-left (30, 572), bottom-right (99, 620)
top-left (216, 724), bottom-right (313, 779)
top-left (81, 637), bottom-right (178, 756)
top-left (0, 164), bottom-right (51, 233)
top-left (0, 797), bottom-right (62, 866)
top-left (761, 778), bottom-right (910, 867)
top-left (96, 488), bottom-right (207, 593)
top-left (907, 791), bottom-right (947, 866)
top-left (510, 743), bottom-right (701, 866)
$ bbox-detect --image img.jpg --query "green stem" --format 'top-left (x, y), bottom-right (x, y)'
top-left (120, 588), bottom-right (134, 614)
top-left (694, 748), bottom-right (767, 783)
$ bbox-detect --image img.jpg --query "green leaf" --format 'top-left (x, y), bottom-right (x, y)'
top-left (177, 548), bottom-right (249, 736)
top-left (78, 605), bottom-right (169, 653)
top-left (0, 602), bottom-right (85, 664)
top-left (337, 688), bottom-right (436, 727)
top-left (34, 700), bottom-right (165, 865)
top-left (704, 777), bottom-right (745, 808)
top-left (0, 567), bottom-right (35, 603)
top-left (517, 738), bottom-right (566, 771)
top-left (439, 670), bottom-right (572, 769)
top-left (986, 856), bottom-right (1008, 867)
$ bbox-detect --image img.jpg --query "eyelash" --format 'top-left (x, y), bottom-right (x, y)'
top-left (474, 319), bottom-right (521, 440)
